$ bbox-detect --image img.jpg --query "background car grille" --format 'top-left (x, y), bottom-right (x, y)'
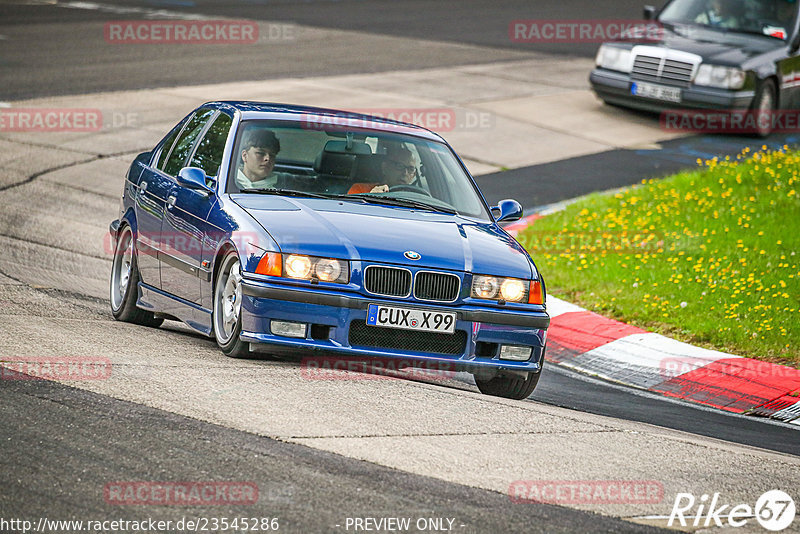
top-left (414, 272), bottom-right (460, 302)
top-left (364, 266), bottom-right (411, 297)
top-left (349, 321), bottom-right (467, 355)
top-left (632, 55), bottom-right (694, 87)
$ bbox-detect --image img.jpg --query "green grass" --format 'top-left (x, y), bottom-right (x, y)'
top-left (517, 147), bottom-right (800, 367)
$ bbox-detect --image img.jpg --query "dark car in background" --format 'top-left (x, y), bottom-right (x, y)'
top-left (590, 0), bottom-right (800, 135)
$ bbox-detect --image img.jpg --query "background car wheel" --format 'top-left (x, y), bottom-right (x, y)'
top-left (752, 79), bottom-right (776, 138)
top-left (109, 225), bottom-right (164, 327)
top-left (213, 251), bottom-right (250, 358)
top-left (474, 369), bottom-right (541, 400)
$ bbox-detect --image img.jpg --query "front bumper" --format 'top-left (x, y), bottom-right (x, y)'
top-left (240, 278), bottom-right (549, 373)
top-left (590, 68), bottom-right (755, 112)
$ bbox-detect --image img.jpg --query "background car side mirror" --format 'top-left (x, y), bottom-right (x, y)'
top-left (177, 167), bottom-right (214, 193)
top-left (492, 199), bottom-right (523, 222)
top-left (643, 5), bottom-right (657, 20)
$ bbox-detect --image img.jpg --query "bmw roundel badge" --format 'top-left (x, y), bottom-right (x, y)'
top-left (404, 251), bottom-right (421, 260)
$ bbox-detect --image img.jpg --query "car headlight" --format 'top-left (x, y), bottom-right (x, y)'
top-left (255, 253), bottom-right (349, 284)
top-left (595, 45), bottom-right (633, 73)
top-left (694, 65), bottom-right (746, 89)
top-left (285, 255), bottom-right (312, 279)
top-left (472, 275), bottom-right (529, 303)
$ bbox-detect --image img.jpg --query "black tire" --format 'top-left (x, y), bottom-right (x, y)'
top-left (751, 79), bottom-right (776, 138)
top-left (474, 370), bottom-right (541, 400)
top-left (213, 251), bottom-right (250, 358)
top-left (109, 225), bottom-right (164, 327)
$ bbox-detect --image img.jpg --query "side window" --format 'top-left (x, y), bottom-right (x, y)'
top-left (155, 123), bottom-right (183, 171)
top-left (189, 113), bottom-right (232, 177)
top-left (163, 108), bottom-right (216, 177)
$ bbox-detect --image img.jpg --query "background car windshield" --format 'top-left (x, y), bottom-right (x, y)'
top-left (659, 0), bottom-right (797, 38)
top-left (227, 120), bottom-right (491, 220)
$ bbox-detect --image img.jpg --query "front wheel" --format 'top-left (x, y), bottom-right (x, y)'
top-left (474, 369), bottom-right (541, 400)
top-left (213, 252), bottom-right (250, 358)
top-left (109, 225), bottom-right (163, 327)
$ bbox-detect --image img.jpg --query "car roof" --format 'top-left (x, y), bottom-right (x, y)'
top-left (208, 101), bottom-right (447, 143)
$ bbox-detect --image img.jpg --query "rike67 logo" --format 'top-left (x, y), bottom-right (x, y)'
top-left (669, 490), bottom-right (796, 531)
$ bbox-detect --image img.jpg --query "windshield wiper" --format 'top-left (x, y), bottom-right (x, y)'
top-left (239, 188), bottom-right (330, 199)
top-left (725, 27), bottom-right (785, 39)
top-left (239, 188), bottom-right (457, 214)
top-left (353, 194), bottom-right (457, 214)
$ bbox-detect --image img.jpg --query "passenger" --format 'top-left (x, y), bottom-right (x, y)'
top-left (235, 128), bottom-right (288, 190)
top-left (348, 145), bottom-right (419, 194)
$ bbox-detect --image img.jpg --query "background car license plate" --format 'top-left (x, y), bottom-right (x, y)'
top-left (366, 304), bottom-right (456, 334)
top-left (631, 81), bottom-right (681, 103)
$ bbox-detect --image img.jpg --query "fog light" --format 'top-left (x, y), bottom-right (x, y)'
top-left (270, 320), bottom-right (307, 339)
top-left (499, 345), bottom-right (532, 361)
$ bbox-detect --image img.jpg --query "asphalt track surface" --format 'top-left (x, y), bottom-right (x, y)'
top-left (2, 377), bottom-right (664, 534)
top-left (1, 1), bottom-right (799, 532)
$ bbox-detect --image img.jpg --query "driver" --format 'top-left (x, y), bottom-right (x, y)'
top-left (347, 145), bottom-right (419, 194)
top-left (235, 128), bottom-right (289, 190)
top-left (695, 0), bottom-right (743, 28)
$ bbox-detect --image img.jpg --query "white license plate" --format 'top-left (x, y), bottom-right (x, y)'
top-left (366, 304), bottom-right (456, 334)
top-left (631, 81), bottom-right (681, 103)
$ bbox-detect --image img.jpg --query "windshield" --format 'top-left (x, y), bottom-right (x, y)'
top-left (227, 119), bottom-right (490, 220)
top-left (659, 0), bottom-right (798, 39)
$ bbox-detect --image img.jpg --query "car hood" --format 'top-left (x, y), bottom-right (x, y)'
top-left (622, 24), bottom-right (784, 64)
top-left (233, 195), bottom-right (534, 278)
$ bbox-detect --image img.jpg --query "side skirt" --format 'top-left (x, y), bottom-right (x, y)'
top-left (137, 283), bottom-right (213, 335)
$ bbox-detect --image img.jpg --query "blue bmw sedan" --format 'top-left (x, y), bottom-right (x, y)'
top-left (109, 102), bottom-right (549, 399)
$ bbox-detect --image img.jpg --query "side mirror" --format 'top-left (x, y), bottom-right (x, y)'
top-left (177, 167), bottom-right (214, 193)
top-left (643, 5), bottom-right (657, 20)
top-left (492, 199), bottom-right (523, 223)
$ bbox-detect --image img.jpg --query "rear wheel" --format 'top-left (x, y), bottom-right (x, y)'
top-left (109, 225), bottom-right (163, 327)
top-left (474, 368), bottom-right (541, 400)
top-left (213, 251), bottom-right (250, 358)
top-left (752, 79), bottom-right (776, 138)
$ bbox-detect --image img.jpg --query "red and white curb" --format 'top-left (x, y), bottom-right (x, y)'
top-left (545, 295), bottom-right (800, 424)
top-left (502, 200), bottom-right (800, 424)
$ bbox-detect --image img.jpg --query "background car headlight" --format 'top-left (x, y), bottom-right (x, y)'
top-left (694, 65), bottom-right (746, 89)
top-left (472, 275), bottom-right (528, 303)
top-left (595, 44), bottom-right (633, 73)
